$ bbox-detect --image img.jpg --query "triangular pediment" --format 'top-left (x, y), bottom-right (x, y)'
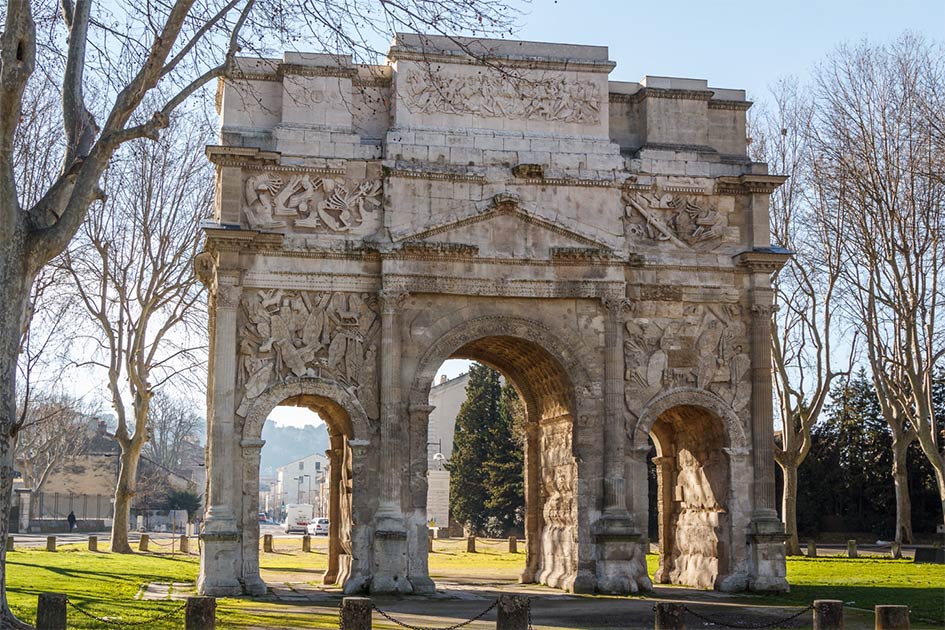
top-left (396, 194), bottom-right (614, 260)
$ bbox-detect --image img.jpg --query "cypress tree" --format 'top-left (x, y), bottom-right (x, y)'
top-left (483, 382), bottom-right (525, 535)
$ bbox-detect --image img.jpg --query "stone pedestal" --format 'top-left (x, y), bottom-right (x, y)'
top-left (748, 520), bottom-right (789, 593)
top-left (592, 514), bottom-right (651, 594)
top-left (371, 527), bottom-right (411, 593)
top-left (197, 530), bottom-right (242, 596)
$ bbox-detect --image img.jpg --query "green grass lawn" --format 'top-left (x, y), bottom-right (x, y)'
top-left (4, 540), bottom-right (943, 628)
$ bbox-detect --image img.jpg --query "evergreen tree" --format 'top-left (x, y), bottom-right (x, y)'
top-left (447, 364), bottom-right (525, 536)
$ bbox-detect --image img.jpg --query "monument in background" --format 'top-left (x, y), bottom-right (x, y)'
top-left (196, 33), bottom-right (790, 597)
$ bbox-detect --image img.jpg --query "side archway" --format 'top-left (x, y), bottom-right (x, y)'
top-left (629, 387), bottom-right (748, 590)
top-left (238, 377), bottom-right (378, 595)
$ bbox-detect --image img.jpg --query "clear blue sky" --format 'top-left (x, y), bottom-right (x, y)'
top-left (512, 0), bottom-right (943, 100)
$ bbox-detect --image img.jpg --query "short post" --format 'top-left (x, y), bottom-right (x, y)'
top-left (180, 535), bottom-right (190, 554)
top-left (36, 593), bottom-right (67, 630)
top-left (467, 535), bottom-right (476, 553)
top-left (890, 541), bottom-right (901, 559)
top-left (509, 536), bottom-right (518, 554)
top-left (5, 536), bottom-right (13, 552)
top-left (302, 534), bottom-right (311, 552)
top-left (185, 596), bottom-right (216, 630)
top-left (139, 533), bottom-right (150, 552)
top-left (847, 539), bottom-right (857, 558)
top-left (874, 605), bottom-right (909, 629)
top-left (654, 602), bottom-right (686, 629)
top-left (46, 536), bottom-right (56, 552)
top-left (807, 540), bottom-right (817, 558)
top-left (813, 599), bottom-right (844, 630)
top-left (263, 534), bottom-right (273, 552)
top-left (340, 596), bottom-right (372, 630)
top-left (428, 534), bottom-right (434, 553)
top-left (88, 536), bottom-right (97, 552)
top-left (496, 594), bottom-right (529, 630)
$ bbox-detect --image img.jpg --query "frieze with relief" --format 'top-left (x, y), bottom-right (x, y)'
top-left (623, 304), bottom-right (750, 416)
top-left (236, 290), bottom-right (380, 418)
top-left (242, 172), bottom-right (381, 232)
top-left (402, 70), bottom-right (601, 124)
top-left (622, 192), bottom-right (728, 251)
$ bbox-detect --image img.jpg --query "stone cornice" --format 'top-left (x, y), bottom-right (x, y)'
top-left (733, 248), bottom-right (793, 273)
top-left (716, 174), bottom-right (788, 195)
top-left (205, 145), bottom-right (281, 167)
top-left (708, 99), bottom-right (753, 111)
top-left (387, 46), bottom-right (616, 74)
top-left (627, 87), bottom-right (715, 103)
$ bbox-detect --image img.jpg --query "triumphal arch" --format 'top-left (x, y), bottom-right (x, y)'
top-left (196, 34), bottom-right (790, 597)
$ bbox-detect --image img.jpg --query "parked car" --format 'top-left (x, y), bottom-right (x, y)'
top-left (283, 504), bottom-right (314, 534)
top-left (308, 518), bottom-right (329, 536)
top-left (258, 512), bottom-right (267, 523)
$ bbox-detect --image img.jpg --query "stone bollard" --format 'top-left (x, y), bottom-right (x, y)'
top-left (46, 536), bottom-right (56, 552)
top-left (428, 534), bottom-right (434, 553)
top-left (185, 596), bottom-right (216, 630)
top-left (509, 536), bottom-right (518, 554)
top-left (180, 535), bottom-right (190, 554)
top-left (36, 593), bottom-right (67, 630)
top-left (847, 539), bottom-right (857, 558)
top-left (6, 536), bottom-right (12, 552)
top-left (874, 605), bottom-right (909, 629)
top-left (302, 534), bottom-right (311, 552)
top-left (340, 596), bottom-right (372, 630)
top-left (467, 535), bottom-right (476, 553)
top-left (497, 594), bottom-right (530, 630)
top-left (139, 534), bottom-right (150, 552)
top-left (890, 541), bottom-right (902, 559)
top-left (654, 602), bottom-right (686, 629)
top-left (88, 536), bottom-right (97, 552)
top-left (813, 600), bottom-right (844, 630)
top-left (263, 534), bottom-right (273, 552)
top-left (807, 541), bottom-right (817, 558)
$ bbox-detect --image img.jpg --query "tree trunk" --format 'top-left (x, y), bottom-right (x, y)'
top-left (891, 436), bottom-right (913, 544)
top-left (0, 235), bottom-right (37, 628)
top-left (111, 440), bottom-right (145, 553)
top-left (780, 461), bottom-right (802, 555)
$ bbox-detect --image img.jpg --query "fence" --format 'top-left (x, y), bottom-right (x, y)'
top-left (35, 493), bottom-right (113, 521)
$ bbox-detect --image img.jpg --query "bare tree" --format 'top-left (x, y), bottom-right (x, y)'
top-left (60, 120), bottom-right (211, 552)
top-left (145, 393), bottom-right (202, 471)
top-left (752, 78), bottom-right (850, 555)
top-left (13, 393), bottom-right (93, 518)
top-left (814, 34), bottom-right (945, 537)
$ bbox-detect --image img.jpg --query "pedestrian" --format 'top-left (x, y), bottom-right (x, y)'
top-left (67, 510), bottom-right (77, 532)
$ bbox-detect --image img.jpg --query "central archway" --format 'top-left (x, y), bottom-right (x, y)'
top-left (407, 316), bottom-right (602, 592)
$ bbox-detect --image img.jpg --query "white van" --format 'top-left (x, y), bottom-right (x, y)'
top-left (283, 504), bottom-right (314, 534)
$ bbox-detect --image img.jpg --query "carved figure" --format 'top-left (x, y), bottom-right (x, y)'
top-left (402, 71), bottom-right (601, 124)
top-left (624, 193), bottom-right (725, 250)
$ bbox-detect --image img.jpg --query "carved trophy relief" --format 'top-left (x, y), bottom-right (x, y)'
top-left (402, 70), bottom-right (601, 124)
top-left (623, 304), bottom-right (751, 414)
top-left (236, 290), bottom-right (380, 418)
top-left (622, 192), bottom-right (726, 251)
top-left (242, 171), bottom-right (381, 232)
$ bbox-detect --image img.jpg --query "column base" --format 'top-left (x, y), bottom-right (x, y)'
top-left (592, 515), bottom-right (652, 594)
top-left (198, 530), bottom-right (241, 597)
top-left (408, 575), bottom-right (436, 594)
top-left (242, 575), bottom-right (268, 597)
top-left (371, 529), bottom-right (411, 593)
top-left (748, 519), bottom-right (789, 593)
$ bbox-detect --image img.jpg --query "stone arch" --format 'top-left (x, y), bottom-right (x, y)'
top-left (631, 387), bottom-right (748, 451)
top-left (630, 387), bottom-right (745, 591)
top-left (407, 315), bottom-right (602, 592)
top-left (237, 376), bottom-right (377, 595)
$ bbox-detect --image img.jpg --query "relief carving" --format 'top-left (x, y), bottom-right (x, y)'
top-left (402, 71), bottom-right (601, 124)
top-left (237, 290), bottom-right (380, 418)
top-left (624, 304), bottom-right (750, 414)
top-left (623, 192), bottom-right (725, 250)
top-left (243, 172), bottom-right (381, 232)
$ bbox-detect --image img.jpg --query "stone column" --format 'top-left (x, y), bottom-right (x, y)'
top-left (198, 273), bottom-right (242, 597)
top-left (371, 288), bottom-right (411, 593)
top-left (323, 437), bottom-right (344, 585)
top-left (718, 447), bottom-right (751, 592)
top-left (239, 438), bottom-right (267, 596)
top-left (406, 403), bottom-right (435, 593)
top-left (520, 421), bottom-right (541, 584)
top-left (652, 456), bottom-right (675, 584)
top-left (749, 298), bottom-right (778, 523)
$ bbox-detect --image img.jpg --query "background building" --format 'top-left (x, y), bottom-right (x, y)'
top-left (426, 372), bottom-right (470, 528)
top-left (275, 453), bottom-right (327, 516)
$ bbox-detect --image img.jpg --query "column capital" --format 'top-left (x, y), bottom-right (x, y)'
top-left (379, 288), bottom-right (409, 313)
top-left (601, 296), bottom-right (633, 318)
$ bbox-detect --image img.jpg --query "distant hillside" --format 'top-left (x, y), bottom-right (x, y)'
top-left (260, 420), bottom-right (329, 476)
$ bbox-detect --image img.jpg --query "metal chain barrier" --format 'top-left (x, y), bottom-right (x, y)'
top-left (682, 603), bottom-right (814, 629)
top-left (372, 598), bottom-right (499, 630)
top-left (66, 597), bottom-right (187, 627)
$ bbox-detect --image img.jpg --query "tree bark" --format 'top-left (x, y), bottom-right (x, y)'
top-left (891, 435), bottom-right (913, 544)
top-left (780, 461), bottom-right (802, 555)
top-left (111, 437), bottom-right (145, 553)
